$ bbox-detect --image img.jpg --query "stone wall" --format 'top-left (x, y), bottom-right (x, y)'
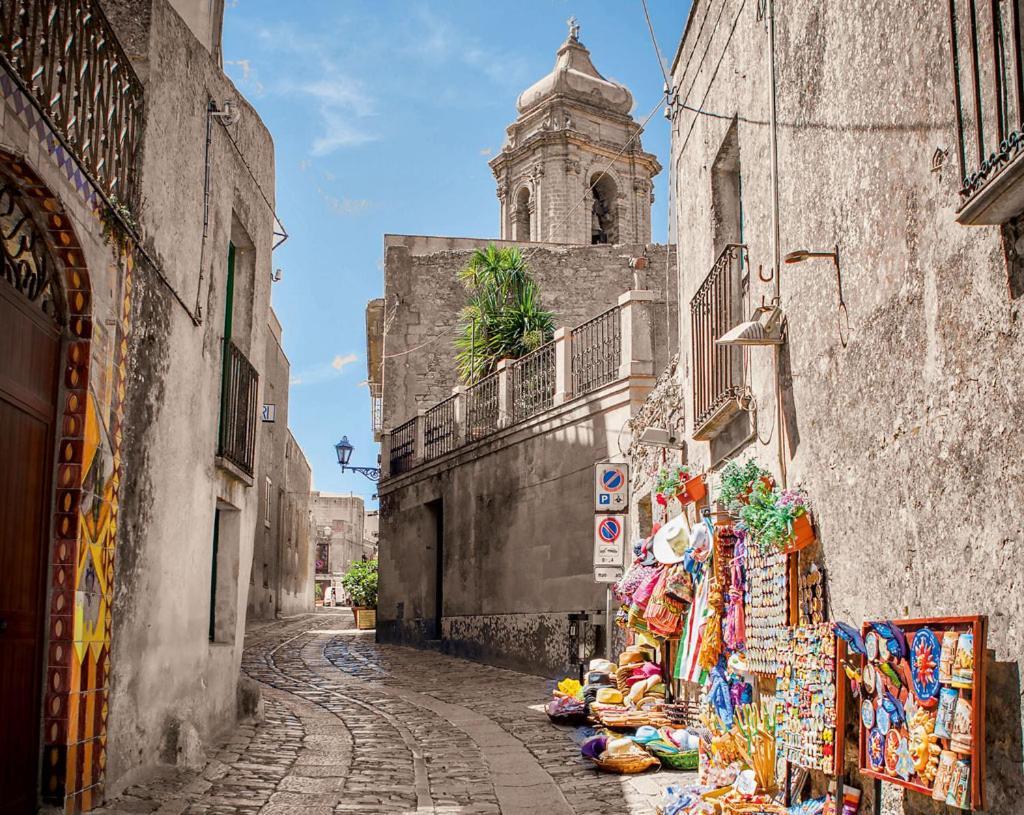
top-left (380, 234), bottom-right (676, 431)
top-left (670, 2), bottom-right (1024, 811)
top-left (104, 0), bottom-right (276, 799)
top-left (378, 374), bottom-right (654, 677)
top-left (310, 493), bottom-right (367, 597)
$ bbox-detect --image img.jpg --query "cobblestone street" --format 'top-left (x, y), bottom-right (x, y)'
top-left (96, 613), bottom-right (692, 815)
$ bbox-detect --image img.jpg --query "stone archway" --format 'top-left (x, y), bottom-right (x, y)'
top-left (0, 153), bottom-right (133, 813)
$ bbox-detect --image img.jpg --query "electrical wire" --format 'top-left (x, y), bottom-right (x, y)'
top-left (221, 120), bottom-right (289, 248)
top-left (640, 0), bottom-right (672, 90)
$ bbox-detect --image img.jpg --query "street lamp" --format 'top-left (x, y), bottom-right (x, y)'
top-left (334, 436), bottom-right (380, 481)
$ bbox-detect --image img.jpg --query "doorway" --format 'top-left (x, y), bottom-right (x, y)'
top-left (0, 282), bottom-right (60, 813)
top-left (427, 499), bottom-right (444, 640)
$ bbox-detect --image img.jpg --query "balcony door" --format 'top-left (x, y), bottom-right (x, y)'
top-left (0, 283), bottom-right (60, 813)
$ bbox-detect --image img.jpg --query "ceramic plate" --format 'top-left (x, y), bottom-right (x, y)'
top-left (861, 698), bottom-right (875, 729)
top-left (910, 627), bottom-right (942, 705)
top-left (865, 630), bottom-right (879, 661)
top-left (868, 728), bottom-right (885, 770)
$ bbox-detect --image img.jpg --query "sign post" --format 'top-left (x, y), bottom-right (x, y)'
top-left (595, 463), bottom-right (629, 511)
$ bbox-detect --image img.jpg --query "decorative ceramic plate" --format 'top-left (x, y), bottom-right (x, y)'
top-left (861, 698), bottom-right (875, 729)
top-left (868, 728), bottom-right (885, 771)
top-left (865, 630), bottom-right (879, 661)
top-left (910, 628), bottom-right (941, 706)
top-left (878, 636), bottom-right (891, 661)
top-left (885, 729), bottom-right (901, 775)
top-left (862, 663), bottom-right (876, 695)
top-left (876, 704), bottom-right (891, 735)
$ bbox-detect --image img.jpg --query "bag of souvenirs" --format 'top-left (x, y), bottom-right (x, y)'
top-left (665, 562), bottom-right (694, 604)
top-left (645, 567), bottom-right (685, 639)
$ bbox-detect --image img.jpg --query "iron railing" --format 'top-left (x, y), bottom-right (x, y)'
top-left (389, 416), bottom-right (417, 476)
top-left (0, 0), bottom-right (144, 205)
top-left (948, 0), bottom-right (1024, 210)
top-left (690, 244), bottom-right (744, 438)
top-left (423, 394), bottom-right (457, 461)
top-left (571, 305), bottom-right (621, 396)
top-left (218, 339), bottom-right (259, 476)
top-left (465, 370), bottom-right (500, 440)
top-left (511, 341), bottom-right (555, 422)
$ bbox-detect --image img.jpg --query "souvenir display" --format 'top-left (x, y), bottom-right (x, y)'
top-left (798, 564), bottom-right (826, 626)
top-left (774, 624), bottom-right (842, 775)
top-left (857, 616), bottom-right (985, 810)
top-left (744, 550), bottom-right (787, 675)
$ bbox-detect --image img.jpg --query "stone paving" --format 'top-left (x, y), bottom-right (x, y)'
top-left (95, 612), bottom-right (695, 814)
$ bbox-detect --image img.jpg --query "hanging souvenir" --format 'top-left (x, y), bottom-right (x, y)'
top-left (934, 687), bottom-right (958, 739)
top-left (949, 697), bottom-right (973, 754)
top-left (939, 629), bottom-right (959, 684)
top-left (951, 632), bottom-right (975, 689)
top-left (868, 728), bottom-right (885, 771)
top-left (932, 750), bottom-right (958, 801)
top-left (946, 759), bottom-right (971, 809)
top-left (909, 628), bottom-right (941, 706)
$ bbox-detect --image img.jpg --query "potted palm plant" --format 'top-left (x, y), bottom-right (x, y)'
top-left (341, 559), bottom-right (378, 630)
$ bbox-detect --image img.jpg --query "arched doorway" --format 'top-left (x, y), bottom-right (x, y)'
top-left (513, 186), bottom-right (532, 241)
top-left (0, 176), bottom-right (66, 812)
top-left (590, 172), bottom-right (618, 245)
top-left (0, 156), bottom-right (100, 812)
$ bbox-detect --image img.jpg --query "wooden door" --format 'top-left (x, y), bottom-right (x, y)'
top-left (0, 283), bottom-right (60, 812)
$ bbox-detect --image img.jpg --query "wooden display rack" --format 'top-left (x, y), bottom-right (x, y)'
top-left (857, 615), bottom-right (986, 812)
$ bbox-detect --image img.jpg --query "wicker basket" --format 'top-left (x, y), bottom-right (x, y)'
top-left (354, 607), bottom-right (376, 630)
top-left (647, 745), bottom-right (699, 771)
top-left (591, 752), bottom-right (660, 774)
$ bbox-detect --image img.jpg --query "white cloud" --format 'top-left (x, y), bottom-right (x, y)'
top-left (291, 353), bottom-right (360, 386)
top-left (332, 353), bottom-right (358, 371)
top-left (479, 147), bottom-right (493, 156)
top-left (224, 58), bottom-right (265, 96)
top-left (317, 187), bottom-right (374, 216)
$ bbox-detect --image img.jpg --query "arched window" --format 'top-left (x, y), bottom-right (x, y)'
top-left (590, 173), bottom-right (618, 245)
top-left (514, 186), bottom-right (532, 241)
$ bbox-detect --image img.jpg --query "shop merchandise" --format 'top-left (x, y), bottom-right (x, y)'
top-left (744, 550), bottom-right (787, 675)
top-left (857, 617), bottom-right (985, 810)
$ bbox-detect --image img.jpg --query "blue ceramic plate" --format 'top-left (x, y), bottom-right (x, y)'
top-left (910, 628), bottom-right (942, 704)
top-left (861, 698), bottom-right (875, 729)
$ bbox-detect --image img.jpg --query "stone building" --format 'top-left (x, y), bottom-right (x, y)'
top-left (247, 310), bottom-right (314, 621)
top-left (489, 23), bottom-right (661, 245)
top-left (651, 1), bottom-right (1024, 811)
top-left (0, 1), bottom-right (281, 810)
top-left (370, 24), bottom-right (676, 674)
top-left (309, 492), bottom-right (368, 601)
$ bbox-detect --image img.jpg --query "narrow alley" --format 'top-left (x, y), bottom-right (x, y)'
top-left (95, 613), bottom-right (683, 815)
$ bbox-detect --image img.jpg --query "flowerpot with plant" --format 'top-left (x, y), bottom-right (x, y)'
top-left (717, 459), bottom-right (772, 513)
top-left (778, 489), bottom-right (815, 554)
top-left (341, 559), bottom-right (378, 629)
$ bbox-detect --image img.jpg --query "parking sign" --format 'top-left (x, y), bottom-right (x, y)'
top-left (595, 463), bottom-right (629, 512)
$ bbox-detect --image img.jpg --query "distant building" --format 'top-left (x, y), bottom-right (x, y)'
top-left (248, 310), bottom-right (314, 620)
top-left (368, 23), bottom-right (676, 674)
top-left (309, 492), bottom-right (367, 602)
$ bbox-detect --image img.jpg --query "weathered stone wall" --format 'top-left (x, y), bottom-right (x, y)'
top-left (378, 376), bottom-right (653, 677)
top-left (309, 493), bottom-right (367, 597)
top-left (105, 0), bottom-right (276, 797)
top-left (247, 313), bottom-right (313, 621)
top-left (671, 2), bottom-right (1024, 810)
top-left (381, 234), bottom-right (676, 430)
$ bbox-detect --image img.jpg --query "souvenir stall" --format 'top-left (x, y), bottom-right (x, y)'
top-left (543, 458), bottom-right (987, 815)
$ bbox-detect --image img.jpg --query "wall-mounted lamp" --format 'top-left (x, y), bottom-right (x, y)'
top-left (716, 303), bottom-right (786, 347)
top-left (638, 427), bottom-right (685, 450)
top-left (784, 243), bottom-right (849, 345)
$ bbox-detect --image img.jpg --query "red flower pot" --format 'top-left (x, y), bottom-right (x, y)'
top-left (783, 512), bottom-right (816, 554)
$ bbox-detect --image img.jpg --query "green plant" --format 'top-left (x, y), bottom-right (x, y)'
top-left (455, 245), bottom-right (555, 384)
top-left (717, 458), bottom-right (771, 512)
top-left (341, 559), bottom-right (378, 608)
top-left (654, 465), bottom-right (691, 497)
top-left (738, 483), bottom-right (811, 553)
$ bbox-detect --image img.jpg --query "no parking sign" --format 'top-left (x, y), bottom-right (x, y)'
top-left (594, 462), bottom-right (629, 511)
top-left (593, 514), bottom-right (626, 571)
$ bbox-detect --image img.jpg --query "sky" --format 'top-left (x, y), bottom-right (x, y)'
top-left (221, 1), bottom-right (688, 505)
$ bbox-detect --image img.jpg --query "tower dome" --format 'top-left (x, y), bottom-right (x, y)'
top-left (516, 24), bottom-right (633, 115)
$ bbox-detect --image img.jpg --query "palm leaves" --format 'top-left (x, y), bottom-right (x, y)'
top-left (455, 245), bottom-right (555, 384)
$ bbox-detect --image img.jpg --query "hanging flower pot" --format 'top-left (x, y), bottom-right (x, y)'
top-left (656, 492), bottom-right (668, 507)
top-left (676, 473), bottom-right (707, 505)
top-left (783, 511), bottom-right (816, 554)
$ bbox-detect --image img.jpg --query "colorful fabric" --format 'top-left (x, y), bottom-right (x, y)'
top-left (675, 558), bottom-right (711, 682)
top-left (645, 566), bottom-right (685, 639)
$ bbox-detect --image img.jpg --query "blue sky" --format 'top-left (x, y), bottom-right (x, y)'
top-left (222, 1), bottom-right (687, 504)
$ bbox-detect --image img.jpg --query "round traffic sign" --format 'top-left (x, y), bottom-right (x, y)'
top-left (601, 468), bottom-right (625, 491)
top-left (598, 517), bottom-right (621, 543)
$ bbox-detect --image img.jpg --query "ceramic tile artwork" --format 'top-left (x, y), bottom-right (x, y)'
top-left (0, 76), bottom-right (134, 814)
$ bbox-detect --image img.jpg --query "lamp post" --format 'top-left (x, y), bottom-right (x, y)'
top-left (334, 436), bottom-right (380, 481)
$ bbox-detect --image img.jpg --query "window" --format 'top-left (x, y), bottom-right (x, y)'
top-left (590, 173), bottom-right (618, 244)
top-left (209, 504), bottom-right (241, 643)
top-left (949, 0), bottom-right (1024, 223)
top-left (514, 186), bottom-right (532, 241)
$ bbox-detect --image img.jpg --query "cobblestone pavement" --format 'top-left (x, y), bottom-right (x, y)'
top-left (95, 612), bottom-right (694, 814)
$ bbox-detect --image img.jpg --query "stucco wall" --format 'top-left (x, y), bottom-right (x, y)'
top-left (378, 375), bottom-right (653, 676)
top-left (671, 2), bottom-right (1024, 811)
top-left (105, 0), bottom-right (276, 796)
top-left (380, 234), bottom-right (676, 431)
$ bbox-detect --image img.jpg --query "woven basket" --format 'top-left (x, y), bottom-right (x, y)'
top-left (648, 746), bottom-right (699, 771)
top-left (354, 607), bottom-right (376, 630)
top-left (592, 752), bottom-right (660, 774)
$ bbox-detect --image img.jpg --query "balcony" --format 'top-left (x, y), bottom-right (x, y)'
top-left (948, 0), bottom-right (1024, 224)
top-left (218, 339), bottom-right (259, 479)
top-left (382, 290), bottom-right (656, 480)
top-left (0, 0), bottom-right (144, 206)
top-left (690, 244), bottom-right (745, 441)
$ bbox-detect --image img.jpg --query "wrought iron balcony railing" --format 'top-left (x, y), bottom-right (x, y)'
top-left (690, 244), bottom-right (745, 440)
top-left (423, 393), bottom-right (457, 461)
top-left (948, 0), bottom-right (1024, 223)
top-left (511, 340), bottom-right (555, 422)
top-left (389, 415), bottom-right (418, 476)
top-left (218, 339), bottom-right (259, 477)
top-left (571, 305), bottom-right (621, 397)
top-left (0, 0), bottom-right (144, 205)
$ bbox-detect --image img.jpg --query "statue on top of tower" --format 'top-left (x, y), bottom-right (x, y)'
top-left (567, 16), bottom-right (580, 42)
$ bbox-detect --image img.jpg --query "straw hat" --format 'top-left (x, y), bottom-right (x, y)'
top-left (651, 514), bottom-right (690, 565)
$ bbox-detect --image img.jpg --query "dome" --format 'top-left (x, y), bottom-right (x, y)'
top-left (516, 27), bottom-right (633, 116)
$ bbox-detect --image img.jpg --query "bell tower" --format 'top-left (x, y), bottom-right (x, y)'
top-left (490, 19), bottom-right (661, 245)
